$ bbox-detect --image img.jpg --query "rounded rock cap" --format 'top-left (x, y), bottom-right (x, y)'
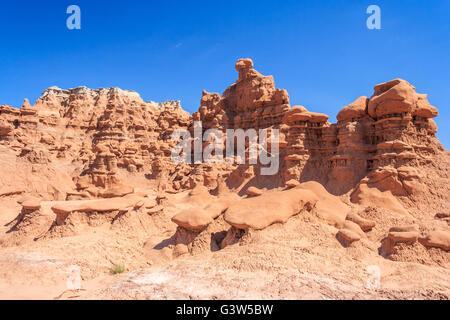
top-left (235, 58), bottom-right (254, 71)
top-left (337, 96), bottom-right (368, 122)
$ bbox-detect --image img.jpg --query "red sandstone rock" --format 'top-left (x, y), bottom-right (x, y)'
top-left (345, 212), bottom-right (376, 232)
top-left (337, 97), bottom-right (368, 122)
top-left (337, 229), bottom-right (361, 246)
top-left (1, 59), bottom-right (443, 206)
top-left (388, 231), bottom-right (419, 244)
top-left (0, 186), bottom-right (24, 197)
top-left (0, 59), bottom-right (448, 291)
top-left (100, 185), bottom-right (134, 198)
top-left (51, 195), bottom-right (143, 215)
top-left (18, 196), bottom-right (41, 210)
top-left (171, 208), bottom-right (213, 231)
top-left (285, 179), bottom-right (300, 188)
top-left (224, 181), bottom-right (350, 230)
top-left (0, 58), bottom-right (448, 300)
top-left (224, 187), bottom-right (318, 230)
top-left (246, 187), bottom-right (263, 197)
top-left (419, 230), bottom-right (450, 251)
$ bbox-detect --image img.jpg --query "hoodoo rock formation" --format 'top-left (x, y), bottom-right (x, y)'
top-left (0, 58), bottom-right (448, 299)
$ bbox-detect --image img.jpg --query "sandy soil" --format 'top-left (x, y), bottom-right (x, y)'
top-left (0, 193), bottom-right (448, 300)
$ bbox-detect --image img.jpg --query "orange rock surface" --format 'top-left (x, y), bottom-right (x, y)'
top-left (0, 59), bottom-right (448, 299)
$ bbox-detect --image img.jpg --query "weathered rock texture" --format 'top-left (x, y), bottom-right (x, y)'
top-left (0, 58), bottom-right (449, 300)
top-left (1, 59), bottom-right (446, 203)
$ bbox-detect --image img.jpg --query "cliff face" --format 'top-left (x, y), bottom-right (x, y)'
top-left (189, 59), bottom-right (445, 202)
top-left (0, 59), bottom-right (447, 208)
top-left (193, 58), bottom-right (290, 131)
top-left (0, 86), bottom-right (190, 195)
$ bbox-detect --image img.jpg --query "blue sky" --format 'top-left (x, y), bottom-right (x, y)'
top-left (0, 0), bottom-right (449, 148)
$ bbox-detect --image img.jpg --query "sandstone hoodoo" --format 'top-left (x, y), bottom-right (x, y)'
top-left (0, 58), bottom-right (448, 299)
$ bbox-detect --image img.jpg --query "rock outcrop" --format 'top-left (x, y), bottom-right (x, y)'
top-left (0, 58), bottom-right (449, 299)
top-left (0, 58), bottom-right (448, 250)
top-left (1, 60), bottom-right (445, 205)
top-left (193, 58), bottom-right (290, 131)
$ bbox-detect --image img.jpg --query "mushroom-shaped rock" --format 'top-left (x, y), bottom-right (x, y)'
top-left (290, 105), bottom-right (308, 113)
top-left (246, 186), bottom-right (263, 197)
top-left (235, 58), bottom-right (254, 71)
top-left (368, 79), bottom-right (438, 120)
top-left (283, 105), bottom-right (311, 124)
top-left (21, 98), bottom-right (32, 109)
top-left (51, 195), bottom-right (143, 215)
top-left (283, 105), bottom-right (328, 124)
top-left (224, 188), bottom-right (318, 230)
top-left (235, 58), bottom-right (254, 81)
top-left (307, 111), bottom-right (329, 123)
top-left (171, 196), bottom-right (237, 231)
top-left (18, 196), bottom-right (41, 210)
top-left (337, 96), bottom-right (368, 122)
top-left (172, 209), bottom-right (213, 232)
top-left (368, 79), bottom-right (416, 118)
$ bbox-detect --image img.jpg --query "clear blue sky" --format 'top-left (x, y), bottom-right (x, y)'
top-left (0, 0), bottom-right (449, 149)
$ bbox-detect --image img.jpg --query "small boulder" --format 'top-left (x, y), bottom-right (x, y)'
top-left (18, 196), bottom-right (41, 210)
top-left (337, 229), bottom-right (361, 246)
top-left (346, 212), bottom-right (376, 232)
top-left (246, 187), bottom-right (263, 197)
top-left (337, 96), bottom-right (368, 122)
top-left (419, 230), bottom-right (450, 251)
top-left (285, 179), bottom-right (300, 189)
top-left (388, 231), bottom-right (419, 244)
